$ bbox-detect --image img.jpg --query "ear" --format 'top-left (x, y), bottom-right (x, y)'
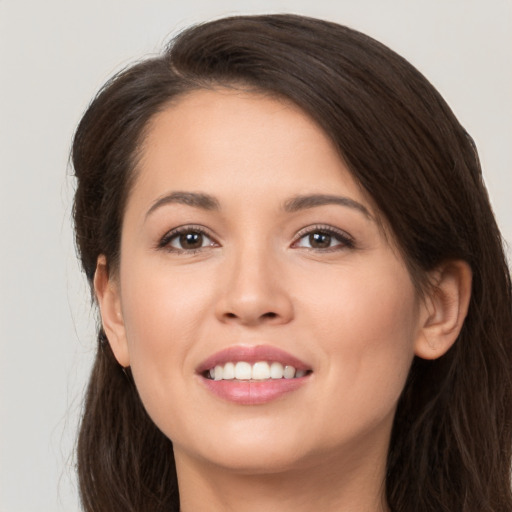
top-left (94, 255), bottom-right (130, 367)
top-left (415, 260), bottom-right (472, 360)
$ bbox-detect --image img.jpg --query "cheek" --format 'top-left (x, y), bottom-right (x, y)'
top-left (118, 261), bottom-right (214, 412)
top-left (121, 259), bottom-right (213, 344)
top-left (301, 257), bottom-right (419, 344)
top-left (298, 260), bottom-right (418, 427)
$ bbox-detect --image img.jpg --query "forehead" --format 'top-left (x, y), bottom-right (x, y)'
top-left (132, 88), bottom-right (372, 207)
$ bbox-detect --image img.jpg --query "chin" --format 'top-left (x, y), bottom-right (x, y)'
top-left (169, 418), bottom-right (315, 474)
top-left (191, 442), bottom-right (315, 475)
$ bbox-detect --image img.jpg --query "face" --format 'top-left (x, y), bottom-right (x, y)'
top-left (102, 89), bottom-right (427, 475)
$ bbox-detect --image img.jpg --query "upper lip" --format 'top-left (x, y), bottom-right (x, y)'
top-left (196, 345), bottom-right (312, 374)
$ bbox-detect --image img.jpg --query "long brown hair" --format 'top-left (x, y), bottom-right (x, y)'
top-left (72, 14), bottom-right (512, 511)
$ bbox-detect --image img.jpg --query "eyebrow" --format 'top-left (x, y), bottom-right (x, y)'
top-left (145, 191), bottom-right (372, 219)
top-left (146, 191), bottom-right (220, 219)
top-left (283, 194), bottom-right (372, 218)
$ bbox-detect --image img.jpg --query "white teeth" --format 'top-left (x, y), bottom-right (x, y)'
top-left (252, 361), bottom-right (270, 380)
top-left (270, 362), bottom-right (284, 379)
top-left (283, 365), bottom-right (296, 379)
top-left (235, 362), bottom-right (252, 380)
top-left (208, 361), bottom-right (308, 381)
top-left (223, 362), bottom-right (235, 380)
top-left (214, 365), bottom-right (223, 381)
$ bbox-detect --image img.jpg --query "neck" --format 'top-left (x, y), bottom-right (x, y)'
top-left (175, 442), bottom-right (390, 512)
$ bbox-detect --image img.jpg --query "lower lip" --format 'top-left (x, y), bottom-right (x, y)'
top-left (200, 376), bottom-right (309, 405)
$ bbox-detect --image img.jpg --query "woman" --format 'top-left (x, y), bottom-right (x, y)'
top-left (72, 14), bottom-right (512, 512)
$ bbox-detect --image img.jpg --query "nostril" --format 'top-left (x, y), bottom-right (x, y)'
top-left (220, 309), bottom-right (287, 325)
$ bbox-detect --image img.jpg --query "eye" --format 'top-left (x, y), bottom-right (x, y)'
top-left (292, 225), bottom-right (354, 251)
top-left (158, 226), bottom-right (218, 253)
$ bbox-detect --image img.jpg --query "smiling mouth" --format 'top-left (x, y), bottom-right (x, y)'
top-left (204, 361), bottom-right (312, 381)
top-left (197, 345), bottom-right (313, 404)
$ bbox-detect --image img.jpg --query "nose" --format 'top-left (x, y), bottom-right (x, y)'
top-left (214, 243), bottom-right (294, 327)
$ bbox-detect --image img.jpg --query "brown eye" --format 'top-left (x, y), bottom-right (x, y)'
top-left (178, 232), bottom-right (204, 250)
top-left (160, 227), bottom-right (217, 252)
top-left (293, 226), bottom-right (354, 251)
top-left (308, 232), bottom-right (331, 249)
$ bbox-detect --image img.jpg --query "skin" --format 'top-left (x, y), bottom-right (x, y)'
top-left (95, 88), bottom-right (472, 512)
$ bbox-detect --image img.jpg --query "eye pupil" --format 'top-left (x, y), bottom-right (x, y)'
top-left (180, 232), bottom-right (203, 249)
top-left (309, 232), bottom-right (331, 248)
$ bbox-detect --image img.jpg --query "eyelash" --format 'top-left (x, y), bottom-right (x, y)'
top-left (157, 225), bottom-right (217, 254)
top-left (292, 224), bottom-right (355, 251)
top-left (157, 224), bottom-right (355, 254)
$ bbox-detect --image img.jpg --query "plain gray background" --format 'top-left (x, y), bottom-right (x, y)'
top-left (1, 1), bottom-right (510, 510)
